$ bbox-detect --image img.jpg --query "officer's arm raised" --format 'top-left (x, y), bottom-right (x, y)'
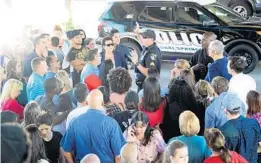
top-left (130, 50), bottom-right (149, 76)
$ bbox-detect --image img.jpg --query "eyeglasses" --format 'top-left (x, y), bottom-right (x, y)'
top-left (105, 43), bottom-right (114, 47)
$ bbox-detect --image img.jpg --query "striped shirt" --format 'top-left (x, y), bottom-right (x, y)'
top-left (27, 72), bottom-right (45, 102)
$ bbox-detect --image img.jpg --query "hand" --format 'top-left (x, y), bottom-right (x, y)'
top-left (170, 68), bottom-right (176, 79)
top-left (192, 63), bottom-right (206, 72)
top-left (133, 22), bottom-right (140, 34)
top-left (40, 48), bottom-right (48, 58)
top-left (126, 126), bottom-right (138, 143)
top-left (130, 50), bottom-right (139, 64)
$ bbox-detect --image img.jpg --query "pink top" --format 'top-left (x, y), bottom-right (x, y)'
top-left (249, 112), bottom-right (261, 127)
top-left (124, 128), bottom-right (167, 163)
top-left (1, 98), bottom-right (24, 119)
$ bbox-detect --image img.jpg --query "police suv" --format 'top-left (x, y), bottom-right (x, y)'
top-left (97, 0), bottom-right (261, 73)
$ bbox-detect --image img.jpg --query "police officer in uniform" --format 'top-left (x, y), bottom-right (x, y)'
top-left (131, 29), bottom-right (161, 92)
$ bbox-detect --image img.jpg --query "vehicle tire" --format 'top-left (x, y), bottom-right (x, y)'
top-left (230, 1), bottom-right (253, 17)
top-left (120, 40), bottom-right (142, 69)
top-left (228, 44), bottom-right (258, 74)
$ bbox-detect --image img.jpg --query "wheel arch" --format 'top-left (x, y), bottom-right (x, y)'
top-left (228, 0), bottom-right (254, 11)
top-left (224, 39), bottom-right (261, 60)
top-left (120, 36), bottom-right (143, 52)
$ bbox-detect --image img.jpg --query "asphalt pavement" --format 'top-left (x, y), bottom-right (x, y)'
top-left (129, 61), bottom-right (261, 92)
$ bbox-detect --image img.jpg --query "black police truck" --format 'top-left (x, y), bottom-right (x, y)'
top-left (97, 0), bottom-right (261, 73)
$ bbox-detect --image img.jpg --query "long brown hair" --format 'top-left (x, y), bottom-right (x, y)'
top-left (247, 90), bottom-right (261, 116)
top-left (204, 128), bottom-right (231, 163)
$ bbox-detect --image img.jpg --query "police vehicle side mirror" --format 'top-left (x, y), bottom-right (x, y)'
top-left (203, 20), bottom-right (219, 26)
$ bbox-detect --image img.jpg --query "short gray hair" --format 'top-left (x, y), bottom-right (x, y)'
top-left (209, 40), bottom-right (224, 55)
top-left (211, 76), bottom-right (229, 95)
top-left (85, 48), bottom-right (99, 62)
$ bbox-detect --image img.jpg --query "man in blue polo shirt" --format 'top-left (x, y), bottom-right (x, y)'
top-left (61, 89), bottom-right (125, 163)
top-left (220, 92), bottom-right (261, 163)
top-left (205, 40), bottom-right (231, 82)
top-left (27, 57), bottom-right (47, 102)
top-left (205, 77), bottom-right (246, 129)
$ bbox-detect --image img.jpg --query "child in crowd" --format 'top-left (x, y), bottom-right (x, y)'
top-left (36, 111), bottom-right (64, 163)
top-left (163, 140), bottom-right (189, 163)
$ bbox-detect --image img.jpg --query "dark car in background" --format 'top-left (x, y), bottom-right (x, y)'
top-left (217, 0), bottom-right (261, 17)
top-left (97, 0), bottom-right (261, 73)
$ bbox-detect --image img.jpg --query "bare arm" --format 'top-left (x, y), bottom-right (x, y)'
top-left (136, 64), bottom-right (149, 76)
top-left (115, 156), bottom-right (121, 163)
top-left (64, 152), bottom-right (74, 163)
top-left (59, 147), bottom-right (65, 163)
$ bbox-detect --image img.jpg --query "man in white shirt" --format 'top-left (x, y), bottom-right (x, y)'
top-left (66, 83), bottom-right (89, 129)
top-left (227, 56), bottom-right (256, 108)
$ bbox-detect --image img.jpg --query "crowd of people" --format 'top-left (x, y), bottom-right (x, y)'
top-left (0, 24), bottom-right (261, 163)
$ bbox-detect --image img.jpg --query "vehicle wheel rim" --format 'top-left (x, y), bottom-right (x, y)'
top-left (127, 46), bottom-right (135, 69)
top-left (234, 52), bottom-right (253, 69)
top-left (233, 6), bottom-right (248, 17)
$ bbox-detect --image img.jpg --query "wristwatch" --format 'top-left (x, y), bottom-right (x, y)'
top-left (135, 62), bottom-right (140, 66)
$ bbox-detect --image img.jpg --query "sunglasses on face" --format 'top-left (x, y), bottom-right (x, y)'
top-left (105, 43), bottom-right (114, 47)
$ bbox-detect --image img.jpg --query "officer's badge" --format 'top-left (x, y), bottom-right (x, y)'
top-left (150, 54), bottom-right (156, 60)
top-left (150, 62), bottom-right (155, 67)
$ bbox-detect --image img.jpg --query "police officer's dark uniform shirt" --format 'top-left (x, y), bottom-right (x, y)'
top-left (135, 43), bottom-right (161, 82)
top-left (189, 48), bottom-right (213, 81)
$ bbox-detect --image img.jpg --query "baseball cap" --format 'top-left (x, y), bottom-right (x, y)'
top-left (124, 91), bottom-right (139, 110)
top-left (139, 29), bottom-right (156, 40)
top-left (222, 92), bottom-right (242, 112)
top-left (84, 74), bottom-right (102, 91)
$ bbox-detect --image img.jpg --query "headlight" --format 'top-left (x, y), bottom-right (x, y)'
top-left (257, 31), bottom-right (261, 35)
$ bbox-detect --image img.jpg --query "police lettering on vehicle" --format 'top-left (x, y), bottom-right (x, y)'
top-left (147, 29), bottom-right (203, 53)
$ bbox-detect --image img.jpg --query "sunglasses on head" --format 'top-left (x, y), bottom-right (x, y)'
top-left (105, 43), bottom-right (114, 47)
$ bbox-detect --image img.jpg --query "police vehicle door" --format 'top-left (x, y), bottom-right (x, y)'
top-left (137, 1), bottom-right (176, 51)
top-left (173, 2), bottom-right (220, 56)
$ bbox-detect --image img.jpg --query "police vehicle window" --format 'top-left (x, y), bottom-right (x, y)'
top-left (205, 5), bottom-right (245, 23)
top-left (103, 3), bottom-right (135, 20)
top-left (139, 6), bottom-right (172, 22)
top-left (176, 6), bottom-right (215, 25)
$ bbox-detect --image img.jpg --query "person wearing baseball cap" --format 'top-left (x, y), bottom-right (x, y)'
top-left (220, 92), bottom-right (261, 163)
top-left (66, 29), bottom-right (89, 87)
top-left (130, 23), bottom-right (162, 92)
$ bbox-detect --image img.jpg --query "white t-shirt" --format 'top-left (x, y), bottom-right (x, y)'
top-left (228, 73), bottom-right (256, 108)
top-left (66, 105), bottom-right (89, 129)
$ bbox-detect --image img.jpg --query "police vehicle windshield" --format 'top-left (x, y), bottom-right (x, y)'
top-left (205, 4), bottom-right (245, 24)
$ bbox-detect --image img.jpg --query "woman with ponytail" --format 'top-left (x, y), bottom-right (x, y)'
top-left (204, 128), bottom-right (248, 163)
top-left (124, 111), bottom-right (166, 163)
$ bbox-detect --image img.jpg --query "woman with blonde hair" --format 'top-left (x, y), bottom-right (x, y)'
top-left (0, 79), bottom-right (24, 120)
top-left (204, 128), bottom-right (247, 163)
top-left (196, 80), bottom-right (217, 108)
top-left (169, 111), bottom-right (211, 163)
top-left (55, 70), bottom-right (76, 106)
top-left (55, 70), bottom-right (72, 92)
